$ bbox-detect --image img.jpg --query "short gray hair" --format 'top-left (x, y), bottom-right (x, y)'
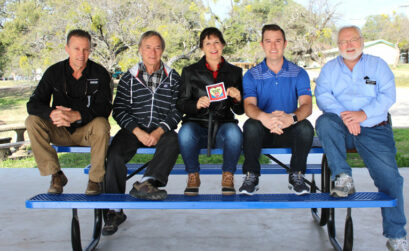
top-left (337, 25), bottom-right (363, 42)
top-left (138, 30), bottom-right (166, 51)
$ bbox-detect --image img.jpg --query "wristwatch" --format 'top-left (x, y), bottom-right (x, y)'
top-left (290, 113), bottom-right (298, 124)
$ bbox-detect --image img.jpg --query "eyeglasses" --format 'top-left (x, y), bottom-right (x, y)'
top-left (338, 37), bottom-right (361, 46)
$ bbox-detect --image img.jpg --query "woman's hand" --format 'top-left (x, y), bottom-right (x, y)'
top-left (227, 87), bottom-right (241, 102)
top-left (196, 96), bottom-right (210, 110)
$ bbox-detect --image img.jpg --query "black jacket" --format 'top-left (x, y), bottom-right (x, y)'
top-left (27, 59), bottom-right (112, 133)
top-left (177, 56), bottom-right (244, 128)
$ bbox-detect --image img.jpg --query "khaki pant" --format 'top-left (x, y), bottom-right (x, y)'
top-left (25, 115), bottom-right (110, 182)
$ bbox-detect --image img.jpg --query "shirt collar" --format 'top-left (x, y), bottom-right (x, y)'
top-left (139, 61), bottom-right (164, 75)
top-left (261, 57), bottom-right (289, 74)
top-left (337, 53), bottom-right (365, 71)
top-left (65, 58), bottom-right (89, 78)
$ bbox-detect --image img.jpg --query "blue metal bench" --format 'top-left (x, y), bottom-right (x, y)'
top-left (25, 192), bottom-right (396, 251)
top-left (24, 137), bottom-right (394, 251)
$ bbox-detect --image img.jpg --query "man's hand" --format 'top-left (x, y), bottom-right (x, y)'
top-left (196, 96), bottom-right (210, 110)
top-left (227, 87), bottom-right (241, 102)
top-left (49, 106), bottom-right (81, 127)
top-left (341, 111), bottom-right (367, 124)
top-left (133, 127), bottom-right (164, 147)
top-left (148, 127), bottom-right (165, 146)
top-left (345, 122), bottom-right (361, 136)
top-left (341, 111), bottom-right (367, 136)
top-left (133, 127), bottom-right (152, 146)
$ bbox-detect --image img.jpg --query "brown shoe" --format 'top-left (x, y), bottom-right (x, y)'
top-left (222, 172), bottom-right (235, 195)
top-left (48, 171), bottom-right (68, 194)
top-left (85, 180), bottom-right (102, 195)
top-left (129, 180), bottom-right (167, 200)
top-left (184, 172), bottom-right (200, 196)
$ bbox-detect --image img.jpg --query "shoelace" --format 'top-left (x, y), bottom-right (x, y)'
top-left (392, 239), bottom-right (408, 249)
top-left (335, 175), bottom-right (352, 187)
top-left (188, 174), bottom-right (198, 184)
top-left (223, 174), bottom-right (233, 183)
top-left (243, 173), bottom-right (257, 185)
top-left (291, 173), bottom-right (304, 186)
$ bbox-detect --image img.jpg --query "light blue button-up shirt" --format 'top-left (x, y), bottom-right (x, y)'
top-left (315, 54), bottom-right (395, 127)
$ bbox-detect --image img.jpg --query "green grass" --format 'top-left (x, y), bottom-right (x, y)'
top-left (0, 96), bottom-right (28, 109)
top-left (1, 128), bottom-right (408, 168)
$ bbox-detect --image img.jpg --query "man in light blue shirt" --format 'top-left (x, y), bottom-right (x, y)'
top-left (315, 25), bottom-right (407, 251)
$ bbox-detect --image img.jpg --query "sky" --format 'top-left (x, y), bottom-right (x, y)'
top-left (294, 0), bottom-right (409, 27)
top-left (208, 0), bottom-right (409, 27)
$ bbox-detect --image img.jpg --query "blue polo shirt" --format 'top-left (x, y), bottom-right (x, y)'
top-left (243, 58), bottom-right (311, 113)
top-left (315, 54), bottom-right (395, 127)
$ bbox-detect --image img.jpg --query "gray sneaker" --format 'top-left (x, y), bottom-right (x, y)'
top-left (331, 173), bottom-right (356, 197)
top-left (387, 237), bottom-right (408, 251)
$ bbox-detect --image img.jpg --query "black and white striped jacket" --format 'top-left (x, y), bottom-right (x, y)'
top-left (113, 62), bottom-right (182, 133)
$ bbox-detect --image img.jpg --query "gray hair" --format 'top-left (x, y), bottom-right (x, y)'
top-left (138, 30), bottom-right (166, 51)
top-left (337, 25), bottom-right (363, 42)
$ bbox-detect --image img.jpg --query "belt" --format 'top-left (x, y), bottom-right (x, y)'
top-left (372, 121), bottom-right (388, 128)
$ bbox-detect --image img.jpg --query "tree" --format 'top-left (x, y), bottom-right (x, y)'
top-left (362, 13), bottom-right (409, 65)
top-left (212, 0), bottom-right (338, 66)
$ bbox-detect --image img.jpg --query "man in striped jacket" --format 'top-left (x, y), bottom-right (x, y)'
top-left (102, 31), bottom-right (182, 236)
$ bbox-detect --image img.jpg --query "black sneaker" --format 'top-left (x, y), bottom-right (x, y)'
top-left (239, 172), bottom-right (259, 195)
top-left (129, 180), bottom-right (167, 200)
top-left (288, 172), bottom-right (310, 195)
top-left (102, 210), bottom-right (127, 236)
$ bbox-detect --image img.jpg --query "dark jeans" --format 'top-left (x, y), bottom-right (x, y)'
top-left (105, 128), bottom-right (179, 194)
top-left (242, 118), bottom-right (314, 176)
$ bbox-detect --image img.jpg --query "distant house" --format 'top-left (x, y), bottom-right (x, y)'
top-left (323, 39), bottom-right (400, 65)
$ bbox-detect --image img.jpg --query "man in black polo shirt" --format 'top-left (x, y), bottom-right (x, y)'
top-left (26, 29), bottom-right (112, 195)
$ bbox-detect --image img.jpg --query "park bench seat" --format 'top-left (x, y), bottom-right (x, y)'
top-left (26, 192), bottom-right (396, 210)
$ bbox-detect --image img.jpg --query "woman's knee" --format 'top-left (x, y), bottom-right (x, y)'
top-left (178, 122), bottom-right (200, 145)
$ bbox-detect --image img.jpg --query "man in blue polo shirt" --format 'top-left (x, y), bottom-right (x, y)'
top-left (315, 25), bottom-right (407, 251)
top-left (239, 24), bottom-right (314, 196)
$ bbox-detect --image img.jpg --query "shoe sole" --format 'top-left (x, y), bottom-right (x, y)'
top-left (288, 184), bottom-right (310, 196)
top-left (85, 191), bottom-right (102, 196)
top-left (102, 214), bottom-right (127, 236)
top-left (184, 187), bottom-right (199, 196)
top-left (129, 187), bottom-right (167, 200)
top-left (239, 185), bottom-right (259, 196)
top-left (330, 188), bottom-right (356, 198)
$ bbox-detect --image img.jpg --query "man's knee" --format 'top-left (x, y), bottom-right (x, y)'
top-left (90, 117), bottom-right (110, 137)
top-left (25, 115), bottom-right (45, 131)
top-left (316, 113), bottom-right (340, 135)
top-left (243, 119), bottom-right (262, 135)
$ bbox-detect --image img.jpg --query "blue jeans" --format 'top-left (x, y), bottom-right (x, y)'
top-left (178, 121), bottom-right (243, 173)
top-left (316, 112), bottom-right (406, 238)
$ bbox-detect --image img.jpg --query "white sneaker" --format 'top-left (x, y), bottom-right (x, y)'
top-left (330, 173), bottom-right (356, 197)
top-left (387, 237), bottom-right (408, 251)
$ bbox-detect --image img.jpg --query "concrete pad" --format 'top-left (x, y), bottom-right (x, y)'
top-left (1, 167), bottom-right (409, 250)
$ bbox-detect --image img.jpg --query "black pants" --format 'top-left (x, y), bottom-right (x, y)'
top-left (105, 128), bottom-right (179, 194)
top-left (242, 118), bottom-right (314, 176)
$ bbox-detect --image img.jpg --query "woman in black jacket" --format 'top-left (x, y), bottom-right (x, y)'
top-left (177, 27), bottom-right (244, 196)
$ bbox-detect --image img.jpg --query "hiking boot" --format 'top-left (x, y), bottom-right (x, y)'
top-left (85, 180), bottom-right (102, 195)
top-left (47, 171), bottom-right (68, 194)
top-left (288, 172), bottom-right (310, 196)
top-left (222, 171), bottom-right (235, 195)
top-left (130, 180), bottom-right (167, 200)
top-left (387, 237), bottom-right (408, 251)
top-left (239, 172), bottom-right (259, 195)
top-left (184, 172), bottom-right (200, 196)
top-left (331, 173), bottom-right (356, 197)
top-left (102, 210), bottom-right (127, 236)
